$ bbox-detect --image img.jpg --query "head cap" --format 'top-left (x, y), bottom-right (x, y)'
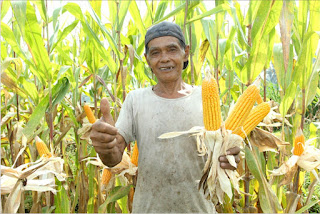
top-left (145, 21), bottom-right (189, 70)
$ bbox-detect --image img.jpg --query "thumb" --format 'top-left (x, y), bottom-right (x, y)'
top-left (100, 98), bottom-right (115, 126)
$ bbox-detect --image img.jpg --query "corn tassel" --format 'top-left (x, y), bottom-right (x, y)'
top-left (131, 142), bottom-right (139, 166)
top-left (84, 104), bottom-right (96, 124)
top-left (233, 102), bottom-right (271, 138)
top-left (101, 168), bottom-right (112, 186)
top-left (202, 76), bottom-right (222, 131)
top-left (35, 136), bottom-right (52, 158)
top-left (293, 129), bottom-right (305, 156)
top-left (225, 82), bottom-right (260, 132)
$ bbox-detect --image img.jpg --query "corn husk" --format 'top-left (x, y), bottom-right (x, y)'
top-left (84, 152), bottom-right (138, 192)
top-left (271, 138), bottom-right (320, 184)
top-left (159, 125), bottom-right (243, 205)
top-left (1, 156), bottom-right (65, 213)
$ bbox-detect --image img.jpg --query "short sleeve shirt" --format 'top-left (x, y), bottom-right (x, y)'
top-left (115, 86), bottom-right (216, 213)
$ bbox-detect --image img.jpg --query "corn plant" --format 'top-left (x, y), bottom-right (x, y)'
top-left (1, 0), bottom-right (320, 213)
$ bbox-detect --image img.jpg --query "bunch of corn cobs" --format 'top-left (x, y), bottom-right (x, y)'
top-left (199, 76), bottom-right (270, 205)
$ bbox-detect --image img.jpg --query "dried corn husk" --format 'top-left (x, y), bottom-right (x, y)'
top-left (271, 138), bottom-right (320, 184)
top-left (1, 156), bottom-right (65, 213)
top-left (159, 125), bottom-right (243, 205)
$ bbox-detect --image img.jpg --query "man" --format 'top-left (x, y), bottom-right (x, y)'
top-left (90, 21), bottom-right (240, 213)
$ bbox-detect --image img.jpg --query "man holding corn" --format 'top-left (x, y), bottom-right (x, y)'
top-left (91, 21), bottom-right (240, 213)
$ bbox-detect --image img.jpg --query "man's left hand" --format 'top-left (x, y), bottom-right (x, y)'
top-left (219, 146), bottom-right (241, 170)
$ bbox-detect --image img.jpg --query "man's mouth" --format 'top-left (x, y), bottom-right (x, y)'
top-left (159, 66), bottom-right (174, 71)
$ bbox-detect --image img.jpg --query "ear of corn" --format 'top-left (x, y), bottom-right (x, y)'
top-left (202, 76), bottom-right (222, 131)
top-left (225, 83), bottom-right (260, 132)
top-left (35, 136), bottom-right (52, 158)
top-left (101, 168), bottom-right (112, 186)
top-left (293, 129), bottom-right (305, 156)
top-left (233, 102), bottom-right (271, 138)
top-left (131, 142), bottom-right (139, 166)
top-left (256, 93), bottom-right (263, 104)
top-left (84, 104), bottom-right (96, 124)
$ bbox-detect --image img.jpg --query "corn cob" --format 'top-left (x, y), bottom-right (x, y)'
top-left (131, 142), bottom-right (139, 166)
top-left (35, 136), bottom-right (52, 158)
top-left (101, 168), bottom-right (112, 186)
top-left (225, 83), bottom-right (260, 132)
top-left (256, 93), bottom-right (263, 104)
top-left (293, 129), bottom-right (305, 156)
top-left (202, 76), bottom-right (222, 131)
top-left (84, 104), bottom-right (96, 124)
top-left (233, 102), bottom-right (271, 138)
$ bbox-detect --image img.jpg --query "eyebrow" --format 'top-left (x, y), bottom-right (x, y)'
top-left (148, 43), bottom-right (180, 51)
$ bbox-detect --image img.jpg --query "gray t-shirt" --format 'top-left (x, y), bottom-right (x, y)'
top-left (116, 86), bottom-right (216, 213)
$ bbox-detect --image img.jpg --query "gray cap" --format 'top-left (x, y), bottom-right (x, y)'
top-left (145, 21), bottom-right (189, 70)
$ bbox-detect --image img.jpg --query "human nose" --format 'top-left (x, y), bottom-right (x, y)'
top-left (159, 53), bottom-right (170, 62)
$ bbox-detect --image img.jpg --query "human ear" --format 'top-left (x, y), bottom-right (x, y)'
top-left (184, 45), bottom-right (190, 61)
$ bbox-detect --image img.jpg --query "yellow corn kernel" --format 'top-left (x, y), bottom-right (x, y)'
top-left (202, 76), bottom-right (222, 131)
top-left (293, 129), bottom-right (305, 156)
top-left (256, 93), bottom-right (263, 104)
top-left (35, 136), bottom-right (52, 158)
top-left (84, 104), bottom-right (96, 124)
top-left (225, 83), bottom-right (260, 132)
top-left (233, 102), bottom-right (271, 138)
top-left (131, 142), bottom-right (139, 166)
top-left (101, 168), bottom-right (112, 186)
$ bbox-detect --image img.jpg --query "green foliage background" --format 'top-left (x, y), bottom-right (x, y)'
top-left (1, 0), bottom-right (320, 213)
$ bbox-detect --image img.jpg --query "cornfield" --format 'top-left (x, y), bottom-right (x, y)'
top-left (1, 0), bottom-right (320, 213)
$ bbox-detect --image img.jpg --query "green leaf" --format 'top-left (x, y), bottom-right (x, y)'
top-left (98, 186), bottom-right (132, 213)
top-left (34, 0), bottom-right (48, 23)
top-left (22, 77), bottom-right (70, 140)
top-left (245, 146), bottom-right (282, 213)
top-left (50, 20), bottom-right (79, 53)
top-left (12, 1), bottom-right (52, 80)
top-left (129, 1), bottom-right (146, 36)
top-left (187, 3), bottom-right (229, 24)
top-left (1, 0), bottom-right (11, 19)
top-left (117, 1), bottom-right (131, 31)
top-left (279, 82), bottom-right (296, 117)
top-left (154, 1), bottom-right (168, 22)
top-left (296, 200), bottom-right (320, 213)
top-left (244, 1), bottom-right (262, 26)
top-left (54, 179), bottom-right (70, 213)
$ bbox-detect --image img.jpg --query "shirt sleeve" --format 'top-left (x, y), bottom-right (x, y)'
top-left (115, 92), bottom-right (136, 144)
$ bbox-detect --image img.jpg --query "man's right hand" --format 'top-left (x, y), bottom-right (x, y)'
top-left (90, 98), bottom-right (126, 167)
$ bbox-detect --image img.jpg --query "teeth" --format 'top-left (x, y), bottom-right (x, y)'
top-left (160, 67), bottom-right (173, 70)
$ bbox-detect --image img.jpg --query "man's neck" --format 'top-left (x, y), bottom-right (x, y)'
top-left (152, 81), bottom-right (193, 99)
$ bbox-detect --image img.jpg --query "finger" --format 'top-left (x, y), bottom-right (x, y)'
top-left (92, 138), bottom-right (118, 150)
top-left (235, 154), bottom-right (241, 163)
top-left (218, 155), bottom-right (228, 162)
top-left (226, 146), bottom-right (241, 155)
top-left (100, 98), bottom-right (115, 126)
top-left (220, 162), bottom-right (237, 170)
top-left (90, 131), bottom-right (116, 143)
top-left (92, 121), bottom-right (118, 135)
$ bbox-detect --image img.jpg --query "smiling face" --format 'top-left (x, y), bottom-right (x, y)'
top-left (145, 36), bottom-right (189, 84)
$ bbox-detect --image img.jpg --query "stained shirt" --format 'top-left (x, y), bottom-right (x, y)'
top-left (115, 86), bottom-right (216, 213)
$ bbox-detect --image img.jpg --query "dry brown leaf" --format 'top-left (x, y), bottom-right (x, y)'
top-left (279, 164), bottom-right (298, 186)
top-left (249, 127), bottom-right (289, 152)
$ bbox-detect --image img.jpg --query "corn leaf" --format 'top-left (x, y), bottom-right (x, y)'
top-left (50, 20), bottom-right (79, 53)
top-left (54, 179), bottom-right (70, 213)
top-left (129, 1), bottom-right (146, 36)
top-left (98, 185), bottom-right (132, 213)
top-left (187, 3), bottom-right (229, 24)
top-left (154, 1), bottom-right (168, 22)
top-left (22, 77), bottom-right (70, 140)
top-left (245, 146), bottom-right (283, 213)
top-left (12, 1), bottom-right (52, 79)
top-left (279, 81), bottom-right (296, 117)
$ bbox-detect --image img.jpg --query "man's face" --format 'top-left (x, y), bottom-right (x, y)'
top-left (145, 36), bottom-right (189, 84)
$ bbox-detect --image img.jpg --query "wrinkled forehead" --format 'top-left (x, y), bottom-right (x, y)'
top-left (147, 36), bottom-right (181, 50)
